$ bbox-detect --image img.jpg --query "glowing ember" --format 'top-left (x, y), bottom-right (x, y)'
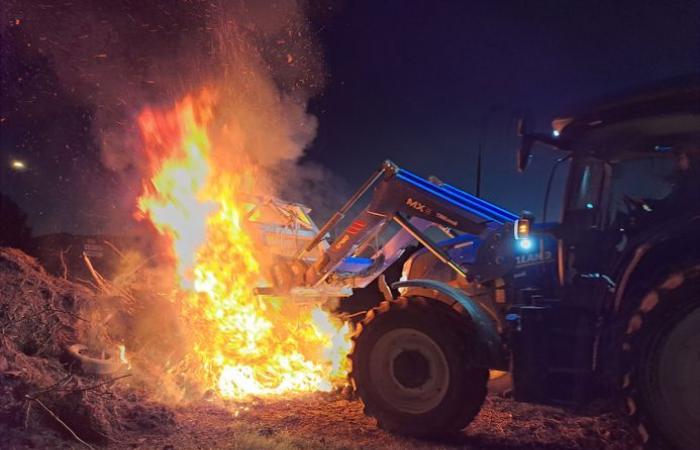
top-left (118, 344), bottom-right (130, 368)
top-left (136, 89), bottom-right (350, 399)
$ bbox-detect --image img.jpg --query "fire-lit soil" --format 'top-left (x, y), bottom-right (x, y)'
top-left (106, 393), bottom-right (638, 450)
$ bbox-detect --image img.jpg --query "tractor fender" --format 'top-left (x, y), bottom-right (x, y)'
top-left (612, 214), bottom-right (700, 314)
top-left (392, 279), bottom-right (506, 369)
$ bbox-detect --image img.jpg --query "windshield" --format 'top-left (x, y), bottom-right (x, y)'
top-left (607, 157), bottom-right (674, 227)
top-left (564, 153), bottom-right (700, 231)
top-left (607, 153), bottom-right (700, 229)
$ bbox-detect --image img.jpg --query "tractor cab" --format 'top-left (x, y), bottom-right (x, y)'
top-left (509, 80), bottom-right (700, 415)
top-left (516, 80), bottom-right (699, 283)
top-left (544, 85), bottom-right (700, 287)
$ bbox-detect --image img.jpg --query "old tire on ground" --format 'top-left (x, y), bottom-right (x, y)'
top-left (349, 297), bottom-right (488, 436)
top-left (66, 344), bottom-right (123, 375)
top-left (623, 265), bottom-right (700, 449)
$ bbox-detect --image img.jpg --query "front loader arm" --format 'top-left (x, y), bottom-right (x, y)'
top-left (300, 160), bottom-right (519, 288)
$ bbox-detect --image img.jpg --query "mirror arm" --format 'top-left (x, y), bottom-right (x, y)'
top-left (528, 132), bottom-right (561, 148)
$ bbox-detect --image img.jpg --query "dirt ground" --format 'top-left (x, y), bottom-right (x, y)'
top-left (94, 392), bottom-right (636, 450)
top-left (123, 394), bottom-right (636, 449)
top-left (3, 392), bottom-right (638, 449)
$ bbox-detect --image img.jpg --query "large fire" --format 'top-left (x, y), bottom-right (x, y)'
top-left (135, 89), bottom-right (350, 399)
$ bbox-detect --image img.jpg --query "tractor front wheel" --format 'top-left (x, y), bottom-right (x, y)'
top-left (349, 297), bottom-right (488, 436)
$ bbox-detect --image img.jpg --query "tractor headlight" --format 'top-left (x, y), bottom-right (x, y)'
top-left (517, 237), bottom-right (533, 251)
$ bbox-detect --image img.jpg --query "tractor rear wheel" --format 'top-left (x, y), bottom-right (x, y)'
top-left (349, 297), bottom-right (488, 436)
top-left (623, 265), bottom-right (700, 449)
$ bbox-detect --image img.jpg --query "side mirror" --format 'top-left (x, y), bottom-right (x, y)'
top-left (516, 117), bottom-right (562, 172)
top-left (516, 118), bottom-right (534, 172)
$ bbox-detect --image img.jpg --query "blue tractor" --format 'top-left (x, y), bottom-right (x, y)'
top-left (270, 80), bottom-right (700, 448)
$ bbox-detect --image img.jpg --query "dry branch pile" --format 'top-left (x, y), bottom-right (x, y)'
top-left (0, 248), bottom-right (174, 448)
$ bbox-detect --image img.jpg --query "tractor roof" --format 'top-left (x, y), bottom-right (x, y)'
top-left (551, 76), bottom-right (700, 160)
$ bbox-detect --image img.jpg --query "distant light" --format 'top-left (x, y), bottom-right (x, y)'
top-left (585, 202), bottom-right (594, 209)
top-left (552, 129), bottom-right (560, 138)
top-left (654, 145), bottom-right (672, 153)
top-left (517, 238), bottom-right (533, 251)
top-left (10, 159), bottom-right (26, 171)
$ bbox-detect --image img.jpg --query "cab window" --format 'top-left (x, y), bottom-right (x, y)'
top-left (607, 152), bottom-right (700, 232)
top-left (563, 157), bottom-right (609, 229)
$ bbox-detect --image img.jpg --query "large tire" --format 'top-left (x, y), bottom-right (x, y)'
top-left (349, 297), bottom-right (488, 436)
top-left (622, 264), bottom-right (700, 449)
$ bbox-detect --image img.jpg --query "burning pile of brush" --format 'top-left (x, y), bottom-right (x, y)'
top-left (0, 88), bottom-right (352, 445)
top-left (130, 88), bottom-right (351, 401)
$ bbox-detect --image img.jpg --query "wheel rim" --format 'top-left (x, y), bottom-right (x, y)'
top-left (656, 306), bottom-right (700, 438)
top-left (369, 328), bottom-right (450, 414)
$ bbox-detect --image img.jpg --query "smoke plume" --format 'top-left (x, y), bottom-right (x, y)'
top-left (5, 0), bottom-right (326, 187)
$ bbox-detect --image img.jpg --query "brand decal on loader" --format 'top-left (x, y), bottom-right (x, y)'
top-left (406, 198), bottom-right (433, 215)
top-left (515, 250), bottom-right (553, 266)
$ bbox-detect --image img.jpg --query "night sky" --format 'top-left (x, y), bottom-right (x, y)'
top-left (2, 0), bottom-right (699, 236)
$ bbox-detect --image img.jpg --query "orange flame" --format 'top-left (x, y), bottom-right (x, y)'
top-left (136, 89), bottom-right (350, 399)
